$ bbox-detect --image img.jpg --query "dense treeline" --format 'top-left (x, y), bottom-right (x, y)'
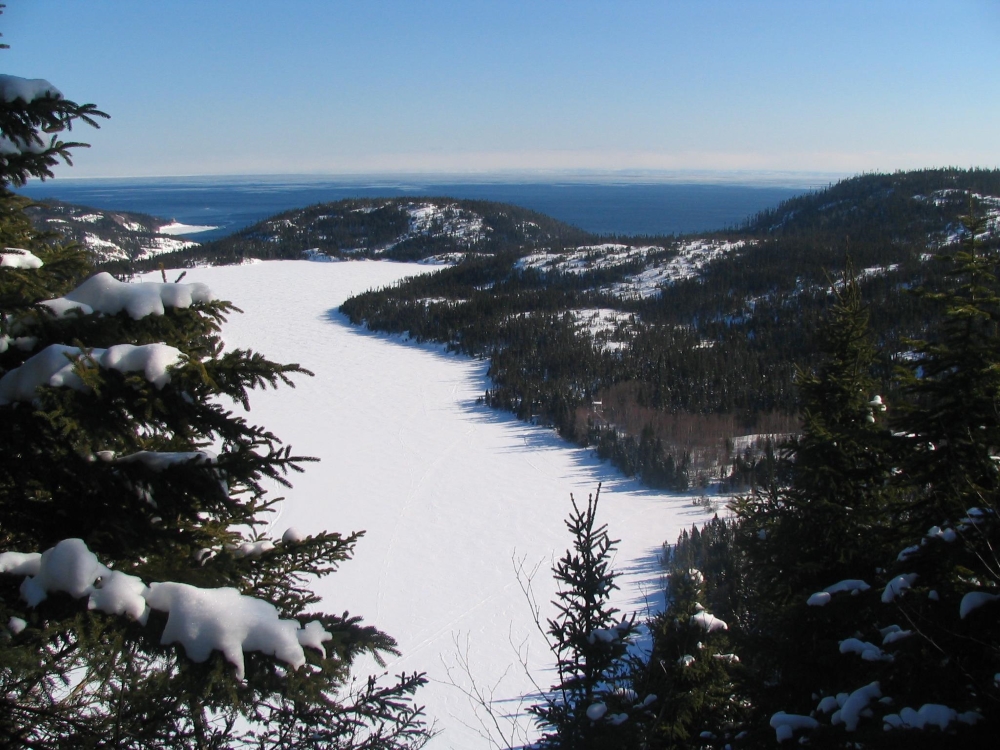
top-left (532, 216), bottom-right (1000, 747)
top-left (341, 170), bottom-right (1000, 490)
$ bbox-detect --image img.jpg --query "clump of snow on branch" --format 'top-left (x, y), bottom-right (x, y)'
top-left (925, 525), bottom-right (957, 542)
top-left (231, 540), bottom-right (275, 558)
top-left (959, 591), bottom-right (1000, 619)
top-left (0, 342), bottom-right (182, 404)
top-left (839, 637), bottom-right (893, 662)
top-left (1, 248), bottom-right (43, 269)
top-left (7, 616), bottom-right (27, 634)
top-left (42, 272), bottom-right (215, 320)
top-left (0, 334), bottom-right (38, 354)
top-left (587, 619), bottom-right (632, 644)
top-left (144, 582), bottom-right (308, 681)
top-left (881, 573), bottom-right (918, 603)
top-left (883, 704), bottom-right (983, 731)
top-left (1, 539), bottom-right (331, 681)
top-left (769, 712), bottom-right (819, 742)
top-left (585, 702), bottom-right (607, 721)
top-left (806, 578), bottom-right (870, 606)
top-left (0, 74), bottom-right (62, 103)
top-left (880, 624), bottom-right (913, 645)
top-left (112, 449), bottom-right (218, 470)
top-left (281, 527), bottom-right (306, 543)
top-left (831, 681), bottom-right (881, 731)
top-left (690, 611), bottom-right (728, 632)
top-left (0, 551), bottom-right (43, 576)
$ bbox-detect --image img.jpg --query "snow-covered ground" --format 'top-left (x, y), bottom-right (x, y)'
top-left (515, 240), bottom-right (749, 300)
top-left (157, 221), bottom-right (219, 235)
top-left (148, 260), bottom-right (708, 749)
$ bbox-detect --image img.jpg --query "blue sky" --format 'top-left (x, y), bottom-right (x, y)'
top-left (3, 0), bottom-right (999, 179)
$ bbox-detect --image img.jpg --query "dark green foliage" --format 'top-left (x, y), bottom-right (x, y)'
top-left (0, 34), bottom-right (426, 749)
top-left (740, 263), bottom-right (896, 598)
top-left (653, 217), bottom-right (1000, 745)
top-left (640, 519), bottom-right (747, 748)
top-left (894, 208), bottom-right (1000, 527)
top-left (530, 488), bottom-right (644, 749)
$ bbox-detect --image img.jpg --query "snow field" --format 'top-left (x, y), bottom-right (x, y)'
top-left (153, 260), bottom-right (706, 748)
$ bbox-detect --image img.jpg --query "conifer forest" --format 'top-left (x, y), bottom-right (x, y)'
top-left (2, 12), bottom-right (1000, 749)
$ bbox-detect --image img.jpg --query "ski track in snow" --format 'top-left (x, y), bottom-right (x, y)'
top-left (142, 260), bottom-right (712, 749)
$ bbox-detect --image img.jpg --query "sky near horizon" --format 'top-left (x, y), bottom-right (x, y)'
top-left (3, 0), bottom-right (999, 180)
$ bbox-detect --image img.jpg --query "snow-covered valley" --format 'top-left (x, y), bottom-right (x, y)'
top-left (157, 260), bottom-right (711, 748)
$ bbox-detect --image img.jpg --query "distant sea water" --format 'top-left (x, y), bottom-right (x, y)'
top-left (15, 175), bottom-right (826, 241)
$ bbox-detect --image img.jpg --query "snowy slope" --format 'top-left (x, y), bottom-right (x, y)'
top-left (27, 201), bottom-right (206, 263)
top-left (145, 260), bottom-right (708, 749)
top-left (515, 239), bottom-right (750, 300)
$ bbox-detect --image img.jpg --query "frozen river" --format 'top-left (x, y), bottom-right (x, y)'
top-left (162, 260), bottom-right (711, 748)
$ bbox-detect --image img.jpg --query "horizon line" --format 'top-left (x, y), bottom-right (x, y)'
top-left (23, 167), bottom-right (861, 190)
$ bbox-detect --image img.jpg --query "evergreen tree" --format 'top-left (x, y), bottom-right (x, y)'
top-left (530, 487), bottom-right (643, 749)
top-left (641, 519), bottom-right (746, 749)
top-left (731, 262), bottom-right (897, 733)
top-left (729, 230), bottom-right (1000, 745)
top-left (895, 207), bottom-right (1000, 528)
top-left (0, 29), bottom-right (426, 749)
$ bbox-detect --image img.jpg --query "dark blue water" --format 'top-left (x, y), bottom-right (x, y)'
top-left (16, 176), bottom-right (813, 241)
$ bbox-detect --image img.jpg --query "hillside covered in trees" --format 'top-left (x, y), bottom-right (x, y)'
top-left (23, 199), bottom-right (203, 264)
top-left (58, 168), bottom-right (1000, 491)
top-left (13, 156), bottom-right (1000, 746)
top-left (335, 169), bottom-right (1000, 489)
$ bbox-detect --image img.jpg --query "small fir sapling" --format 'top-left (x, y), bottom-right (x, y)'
top-left (529, 486), bottom-right (645, 749)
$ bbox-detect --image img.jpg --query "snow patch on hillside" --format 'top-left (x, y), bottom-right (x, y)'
top-left (606, 239), bottom-right (749, 299)
top-left (405, 202), bottom-right (488, 243)
top-left (517, 243), bottom-right (661, 276)
top-left (570, 308), bottom-right (637, 351)
top-left (158, 221), bottom-right (218, 236)
top-left (142, 236), bottom-right (199, 256)
top-left (82, 234), bottom-right (122, 253)
top-left (517, 239), bottom-right (747, 299)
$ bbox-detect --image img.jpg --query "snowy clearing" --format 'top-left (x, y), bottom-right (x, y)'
top-left (142, 260), bottom-right (706, 749)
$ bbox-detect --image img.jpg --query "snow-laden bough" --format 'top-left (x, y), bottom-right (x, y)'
top-left (0, 538), bottom-right (331, 681)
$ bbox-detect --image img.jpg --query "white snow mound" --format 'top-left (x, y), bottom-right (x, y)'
top-left (1, 248), bottom-right (44, 269)
top-left (0, 538), bottom-right (331, 682)
top-left (0, 342), bottom-right (183, 404)
top-left (0, 74), bottom-right (62, 102)
top-left (42, 272), bottom-right (215, 320)
top-left (690, 611), bottom-right (728, 632)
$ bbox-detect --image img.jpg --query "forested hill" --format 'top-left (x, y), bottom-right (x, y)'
top-left (129, 198), bottom-right (595, 270)
top-left (33, 169), bottom-right (1000, 491)
top-left (742, 167), bottom-right (1000, 241)
top-left (336, 169), bottom-right (1000, 490)
top-left (23, 199), bottom-right (201, 265)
